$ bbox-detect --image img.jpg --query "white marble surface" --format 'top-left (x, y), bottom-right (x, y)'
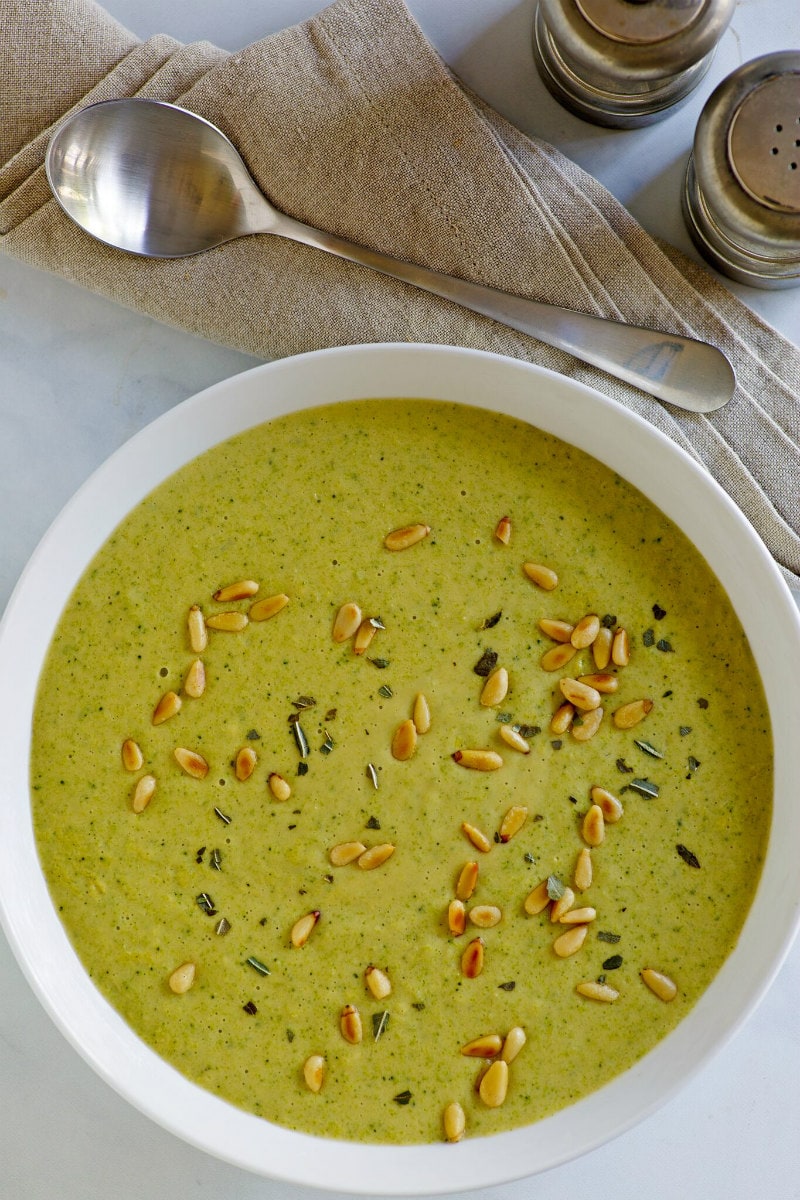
top-left (1, 2), bottom-right (799, 1198)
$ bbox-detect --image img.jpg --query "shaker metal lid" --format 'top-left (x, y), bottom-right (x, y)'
top-left (574, 0), bottom-right (707, 46)
top-left (727, 73), bottom-right (800, 215)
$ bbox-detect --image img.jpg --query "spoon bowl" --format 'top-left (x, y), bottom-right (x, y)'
top-left (46, 98), bottom-right (735, 412)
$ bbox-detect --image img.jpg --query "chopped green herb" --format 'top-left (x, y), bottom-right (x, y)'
top-left (616, 758), bottom-right (634, 774)
top-left (210, 848), bottom-right (222, 871)
top-left (601, 614), bottom-right (617, 628)
top-left (368, 657), bottom-right (390, 669)
top-left (242, 1000), bottom-right (258, 1015)
top-left (378, 684), bottom-right (394, 699)
top-left (292, 721), bottom-right (309, 758)
top-left (656, 638), bottom-right (674, 653)
top-left (642, 628), bottom-right (655, 647)
top-left (286, 1028), bottom-right (295, 1042)
top-left (196, 892), bottom-right (217, 915)
top-left (246, 729), bottom-right (261, 740)
top-left (602, 954), bottom-right (623, 970)
top-left (213, 807), bottom-right (231, 825)
top-left (411, 1001), bottom-right (426, 1011)
top-left (372, 1011), bottom-right (390, 1042)
top-left (393, 1090), bottom-right (412, 1106)
top-left (366, 762), bottom-right (379, 789)
top-left (325, 708), bottom-right (338, 721)
top-left (677, 844), bottom-right (701, 868)
top-left (496, 711), bottom-right (513, 724)
top-left (214, 916), bottom-right (231, 936)
top-left (550, 739), bottom-right (563, 750)
top-left (679, 725), bottom-right (692, 736)
top-left (688, 756), bottom-right (701, 771)
top-left (473, 648), bottom-right (498, 677)
top-left (698, 697), bottom-right (709, 709)
top-left (320, 730), bottom-right (334, 755)
top-left (653, 604), bottom-right (667, 620)
top-left (524, 852), bottom-right (536, 864)
top-left (366, 815), bottom-right (381, 830)
top-left (597, 930), bottom-right (621, 944)
top-left (623, 778), bottom-right (660, 799)
top-left (245, 956), bottom-right (271, 976)
top-left (195, 846), bottom-right (206, 863)
top-left (479, 611), bottom-right (502, 630)
top-left (634, 738), bottom-right (664, 760)
top-left (297, 761), bottom-right (309, 776)
top-left (546, 874), bottom-right (565, 901)
top-left (292, 696), bottom-right (316, 710)
top-left (369, 616), bottom-right (386, 630)
top-left (514, 723), bottom-right (541, 738)
top-left (498, 981), bottom-right (516, 991)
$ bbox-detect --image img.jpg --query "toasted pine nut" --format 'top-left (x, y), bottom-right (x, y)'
top-left (498, 724), bottom-right (530, 754)
top-left (183, 658), bottom-right (206, 698)
top-left (357, 843), bottom-right (395, 870)
top-left (641, 968), bottom-right (678, 1002)
top-left (413, 692), bottom-right (431, 734)
top-left (578, 673), bottom-right (618, 694)
top-left (340, 1004), bottom-right (362, 1044)
top-left (168, 961), bottom-right (196, 994)
top-left (353, 619), bottom-right (377, 656)
top-left (559, 677), bottom-right (601, 712)
top-left (235, 746), bottom-right (257, 781)
top-left (539, 617), bottom-right (574, 643)
top-left (249, 593), bottom-right (290, 621)
top-left (478, 1059), bottom-right (508, 1107)
top-left (494, 515), bottom-right (512, 544)
top-left (590, 785), bottom-right (624, 823)
top-left (461, 937), bottom-right (485, 978)
top-left (571, 614), bottom-right (600, 648)
top-left (524, 880), bottom-right (550, 915)
top-left (443, 1101), bottom-right (466, 1143)
top-left (541, 643), bottom-right (577, 671)
top-left (206, 611), bottom-right (248, 632)
top-left (448, 898), bottom-right (467, 935)
top-left (571, 706), bottom-right (604, 742)
top-left (174, 747), bottom-right (209, 779)
top-left (332, 601), bottom-right (362, 643)
top-left (303, 1054), bottom-right (325, 1093)
top-left (523, 562), bottom-right (558, 590)
top-left (213, 579), bottom-right (258, 602)
top-left (611, 627), bottom-right (630, 667)
top-left (461, 821), bottom-right (492, 854)
top-left (499, 805), bottom-right (528, 843)
top-left (501, 1026), bottom-right (526, 1064)
top-left (559, 906), bottom-right (597, 924)
top-left (268, 772), bottom-right (291, 801)
top-left (187, 604), bottom-right (207, 653)
top-left (456, 861), bottom-right (479, 901)
top-left (384, 523), bottom-right (430, 551)
top-left (577, 980), bottom-right (619, 1002)
top-left (592, 625), bottom-right (612, 670)
top-left (392, 718), bottom-right (418, 761)
top-left (612, 699), bottom-right (654, 729)
top-left (480, 666), bottom-right (509, 707)
top-left (550, 702), bottom-right (575, 734)
top-left (121, 739), bottom-right (143, 772)
top-left (152, 690), bottom-right (181, 725)
top-left (582, 804), bottom-right (605, 846)
top-left (461, 1033), bottom-right (503, 1058)
top-left (469, 904), bottom-right (502, 928)
top-left (550, 886), bottom-right (575, 923)
top-left (574, 847), bottom-right (593, 892)
top-left (365, 964), bottom-right (392, 999)
top-left (132, 774), bottom-right (156, 813)
top-left (553, 924), bottom-right (588, 957)
top-left (330, 841), bottom-right (366, 866)
top-left (452, 749), bottom-right (503, 771)
top-left (291, 910), bottom-right (320, 947)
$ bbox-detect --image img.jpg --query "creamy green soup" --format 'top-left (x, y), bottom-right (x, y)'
top-left (31, 399), bottom-right (771, 1144)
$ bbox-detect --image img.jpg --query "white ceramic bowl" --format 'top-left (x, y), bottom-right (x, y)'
top-left (1, 344), bottom-right (799, 1195)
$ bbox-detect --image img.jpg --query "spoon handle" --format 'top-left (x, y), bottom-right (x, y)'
top-left (272, 213), bottom-right (734, 413)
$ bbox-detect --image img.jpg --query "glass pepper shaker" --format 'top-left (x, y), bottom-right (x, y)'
top-left (683, 52), bottom-right (800, 289)
top-left (533, 0), bottom-right (735, 128)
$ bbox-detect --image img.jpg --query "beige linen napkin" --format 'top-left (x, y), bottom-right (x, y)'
top-left (1, 0), bottom-right (798, 585)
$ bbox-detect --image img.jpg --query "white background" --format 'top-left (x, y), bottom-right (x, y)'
top-left (1, 2), bottom-right (799, 1198)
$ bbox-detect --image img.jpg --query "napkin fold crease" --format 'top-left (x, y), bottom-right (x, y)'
top-left (1, 0), bottom-right (798, 585)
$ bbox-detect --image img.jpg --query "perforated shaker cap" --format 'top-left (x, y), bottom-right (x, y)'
top-left (683, 52), bottom-right (800, 288)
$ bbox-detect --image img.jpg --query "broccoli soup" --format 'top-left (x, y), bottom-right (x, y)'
top-left (31, 399), bottom-right (771, 1144)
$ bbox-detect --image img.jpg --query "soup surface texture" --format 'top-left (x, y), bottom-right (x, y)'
top-left (31, 399), bottom-right (771, 1144)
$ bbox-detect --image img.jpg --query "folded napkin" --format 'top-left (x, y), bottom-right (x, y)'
top-left (1, 0), bottom-right (798, 585)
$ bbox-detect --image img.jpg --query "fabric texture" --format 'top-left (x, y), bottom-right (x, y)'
top-left (1, 0), bottom-right (798, 584)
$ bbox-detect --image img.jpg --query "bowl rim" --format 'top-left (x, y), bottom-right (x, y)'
top-left (1, 342), bottom-right (799, 1195)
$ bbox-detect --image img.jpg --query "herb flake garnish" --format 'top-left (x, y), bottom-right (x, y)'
top-left (297, 761), bottom-right (309, 776)
top-left (498, 981), bottom-right (516, 991)
top-left (597, 930), bottom-right (621, 944)
top-left (601, 614), bottom-right (617, 628)
top-left (320, 730), bottom-right (334, 755)
top-left (369, 616), bottom-right (386, 630)
top-left (546, 874), bottom-right (566, 901)
top-left (210, 848), bottom-right (222, 871)
top-left (368, 656), bottom-right (390, 669)
top-left (286, 1028), bottom-right (295, 1042)
top-left (366, 815), bottom-right (381, 830)
top-left (602, 954), bottom-right (623, 970)
top-left (246, 729), bottom-right (261, 740)
top-left (214, 916), bottom-right (231, 936)
top-left (245, 956), bottom-right (271, 976)
top-left (634, 738), bottom-right (664, 760)
top-left (292, 721), bottom-right (310, 758)
top-left (622, 778), bottom-right (660, 799)
top-left (366, 762), bottom-right (379, 789)
top-left (378, 684), bottom-right (393, 699)
top-left (688, 755), bottom-right (701, 772)
top-left (698, 697), bottom-right (709, 709)
top-left (372, 1011), bottom-right (390, 1042)
top-left (656, 638), bottom-right (674, 653)
top-left (616, 758), bottom-right (634, 774)
top-left (677, 844), bottom-right (701, 868)
top-left (196, 892), bottom-right (217, 915)
top-left (642, 628), bottom-right (655, 647)
top-left (479, 611), bottom-right (502, 631)
top-left (242, 1000), bottom-right (258, 1015)
top-left (653, 604), bottom-right (667, 620)
top-left (292, 695), bottom-right (316, 710)
top-left (214, 806), bottom-right (232, 825)
top-left (679, 725), bottom-right (692, 737)
top-left (515, 723), bottom-right (541, 738)
top-left (473, 648), bottom-right (498, 677)
top-left (393, 1090), bottom-right (412, 1106)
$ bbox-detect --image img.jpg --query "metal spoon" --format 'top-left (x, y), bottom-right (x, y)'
top-left (45, 98), bottom-right (734, 412)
